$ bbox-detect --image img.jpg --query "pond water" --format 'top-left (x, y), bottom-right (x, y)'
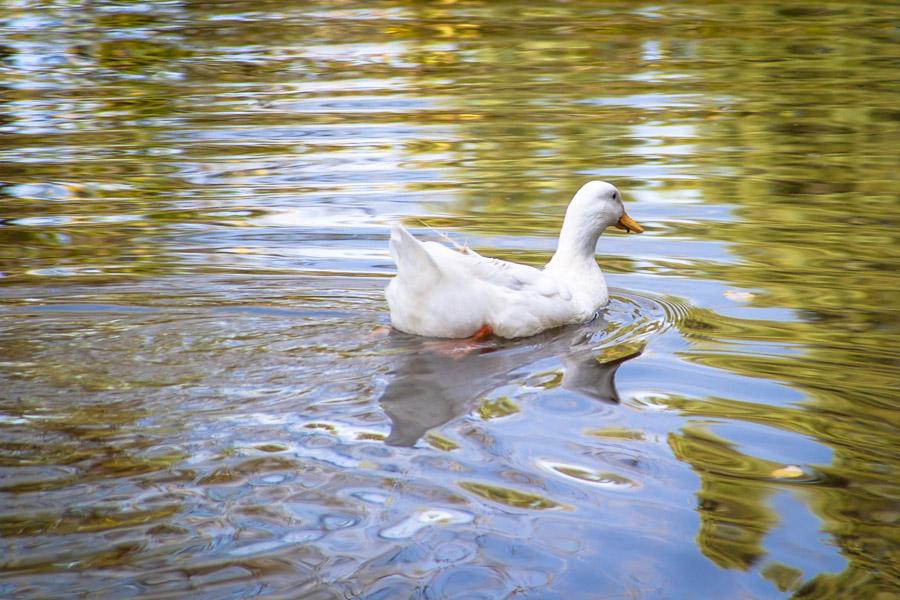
top-left (1, 1), bottom-right (898, 598)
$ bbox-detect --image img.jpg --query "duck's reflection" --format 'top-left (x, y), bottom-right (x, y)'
top-left (378, 317), bottom-right (640, 447)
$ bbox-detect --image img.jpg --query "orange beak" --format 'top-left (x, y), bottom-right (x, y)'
top-left (614, 212), bottom-right (643, 233)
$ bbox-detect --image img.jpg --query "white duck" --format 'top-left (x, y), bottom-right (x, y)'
top-left (386, 181), bottom-right (643, 339)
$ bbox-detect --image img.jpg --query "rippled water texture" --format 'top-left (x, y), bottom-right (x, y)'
top-left (1, 1), bottom-right (898, 598)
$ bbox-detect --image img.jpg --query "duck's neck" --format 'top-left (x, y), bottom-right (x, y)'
top-left (545, 217), bottom-right (608, 312)
top-left (546, 218), bottom-right (602, 272)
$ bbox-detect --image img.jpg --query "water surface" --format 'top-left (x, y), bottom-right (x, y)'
top-left (1, 1), bottom-right (898, 598)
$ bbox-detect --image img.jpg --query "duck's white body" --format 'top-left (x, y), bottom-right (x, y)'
top-left (385, 181), bottom-right (642, 339)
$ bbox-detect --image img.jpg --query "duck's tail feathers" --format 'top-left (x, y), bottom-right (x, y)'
top-left (389, 224), bottom-right (440, 282)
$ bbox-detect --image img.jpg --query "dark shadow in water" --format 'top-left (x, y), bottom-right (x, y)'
top-left (379, 317), bottom-right (640, 447)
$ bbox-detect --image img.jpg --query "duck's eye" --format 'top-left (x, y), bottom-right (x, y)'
top-left (612, 192), bottom-right (618, 200)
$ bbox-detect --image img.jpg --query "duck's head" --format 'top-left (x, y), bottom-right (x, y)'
top-left (568, 180), bottom-right (643, 234)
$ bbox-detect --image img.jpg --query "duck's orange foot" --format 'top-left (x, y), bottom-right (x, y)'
top-left (364, 325), bottom-right (392, 342)
top-left (471, 324), bottom-right (493, 341)
top-left (425, 325), bottom-right (494, 358)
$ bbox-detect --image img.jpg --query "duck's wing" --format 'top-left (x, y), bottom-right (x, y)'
top-left (391, 225), bottom-right (561, 297)
top-left (456, 247), bottom-right (572, 301)
top-left (456, 248), bottom-right (581, 337)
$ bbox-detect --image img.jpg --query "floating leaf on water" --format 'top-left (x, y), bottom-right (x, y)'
top-left (771, 465), bottom-right (804, 479)
top-left (425, 433), bottom-right (459, 452)
top-left (477, 397), bottom-right (520, 420)
top-left (355, 432), bottom-right (386, 441)
top-left (459, 481), bottom-right (561, 510)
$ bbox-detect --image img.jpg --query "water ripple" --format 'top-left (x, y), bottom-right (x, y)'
top-left (1, 0), bottom-right (897, 597)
